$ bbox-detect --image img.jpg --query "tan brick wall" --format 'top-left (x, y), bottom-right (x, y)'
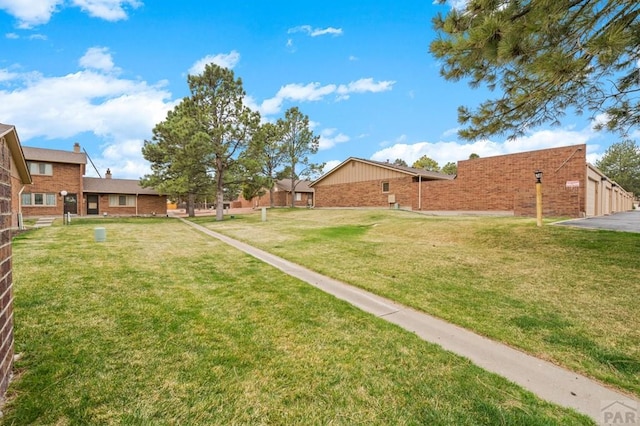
top-left (0, 139), bottom-right (14, 395)
top-left (315, 145), bottom-right (587, 217)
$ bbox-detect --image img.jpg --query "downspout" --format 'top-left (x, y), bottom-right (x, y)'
top-left (135, 193), bottom-right (139, 216)
top-left (18, 185), bottom-right (25, 230)
top-left (418, 175), bottom-right (422, 210)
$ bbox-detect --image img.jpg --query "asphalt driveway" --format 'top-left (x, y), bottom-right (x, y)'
top-left (554, 210), bottom-right (640, 233)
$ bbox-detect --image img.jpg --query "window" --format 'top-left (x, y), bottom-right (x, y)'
top-left (382, 182), bottom-right (390, 193)
top-left (27, 162), bottom-right (53, 176)
top-left (109, 195), bottom-right (135, 207)
top-left (22, 193), bottom-right (56, 206)
top-left (295, 192), bottom-right (302, 201)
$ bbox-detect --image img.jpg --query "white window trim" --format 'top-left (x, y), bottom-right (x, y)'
top-left (22, 192), bottom-right (57, 206)
top-left (109, 194), bottom-right (136, 207)
top-left (27, 162), bottom-right (53, 176)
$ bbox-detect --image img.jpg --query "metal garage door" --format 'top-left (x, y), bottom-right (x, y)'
top-left (586, 178), bottom-right (597, 216)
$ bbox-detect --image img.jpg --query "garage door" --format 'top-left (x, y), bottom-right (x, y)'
top-left (586, 178), bottom-right (597, 216)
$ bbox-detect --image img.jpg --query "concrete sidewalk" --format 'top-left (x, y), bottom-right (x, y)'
top-left (182, 219), bottom-right (639, 423)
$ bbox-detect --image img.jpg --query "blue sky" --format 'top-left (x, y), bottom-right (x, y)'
top-left (0, 0), bottom-right (623, 179)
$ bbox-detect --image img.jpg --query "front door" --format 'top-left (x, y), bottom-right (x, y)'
top-left (63, 193), bottom-right (78, 215)
top-left (87, 194), bottom-right (99, 215)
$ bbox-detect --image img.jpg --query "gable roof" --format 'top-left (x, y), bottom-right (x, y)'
top-left (275, 179), bottom-right (314, 193)
top-left (22, 146), bottom-right (87, 165)
top-left (0, 123), bottom-right (32, 184)
top-left (83, 177), bottom-right (161, 195)
top-left (310, 157), bottom-right (454, 187)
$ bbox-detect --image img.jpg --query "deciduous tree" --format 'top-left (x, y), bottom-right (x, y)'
top-left (595, 140), bottom-right (640, 196)
top-left (412, 155), bottom-right (440, 172)
top-left (431, 0), bottom-right (640, 140)
top-left (441, 161), bottom-right (458, 175)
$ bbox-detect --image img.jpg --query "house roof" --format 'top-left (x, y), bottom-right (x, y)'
top-left (0, 123), bottom-right (32, 184)
top-left (310, 157), bottom-right (454, 187)
top-left (275, 178), bottom-right (314, 193)
top-left (83, 177), bottom-right (161, 195)
top-left (22, 145), bottom-right (87, 165)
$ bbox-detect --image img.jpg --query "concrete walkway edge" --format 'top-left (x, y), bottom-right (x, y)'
top-left (182, 219), bottom-right (639, 423)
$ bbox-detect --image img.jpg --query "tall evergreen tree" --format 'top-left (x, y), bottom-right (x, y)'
top-left (431, 0), bottom-right (640, 139)
top-left (141, 101), bottom-right (213, 217)
top-left (187, 64), bottom-right (260, 221)
top-left (245, 122), bottom-right (286, 207)
top-left (278, 107), bottom-right (322, 207)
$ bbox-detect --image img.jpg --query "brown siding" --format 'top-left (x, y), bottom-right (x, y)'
top-left (0, 138), bottom-right (14, 395)
top-left (320, 160), bottom-right (409, 185)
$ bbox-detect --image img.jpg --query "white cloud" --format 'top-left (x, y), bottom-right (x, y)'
top-left (321, 160), bottom-right (342, 174)
top-left (287, 25), bottom-right (343, 37)
top-left (5, 32), bottom-right (19, 39)
top-left (188, 51), bottom-right (240, 75)
top-left (1, 49), bottom-right (176, 179)
top-left (70, 0), bottom-right (141, 21)
top-left (319, 128), bottom-right (350, 150)
top-left (0, 0), bottom-right (140, 28)
top-left (255, 78), bottom-right (395, 116)
top-left (276, 82), bottom-right (337, 102)
top-left (371, 127), bottom-right (597, 167)
top-left (337, 78), bottom-right (394, 95)
top-left (28, 33), bottom-right (47, 40)
top-left (79, 46), bottom-right (117, 73)
top-left (0, 0), bottom-right (62, 28)
top-left (0, 68), bottom-right (18, 82)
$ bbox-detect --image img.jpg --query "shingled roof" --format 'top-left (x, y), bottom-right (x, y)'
top-left (0, 123), bottom-right (31, 184)
top-left (83, 177), bottom-right (161, 195)
top-left (22, 146), bottom-right (86, 165)
top-left (275, 179), bottom-right (314, 193)
top-left (310, 157), bottom-right (454, 187)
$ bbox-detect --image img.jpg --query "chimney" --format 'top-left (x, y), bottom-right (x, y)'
top-left (73, 142), bottom-right (81, 153)
top-left (106, 168), bottom-right (112, 179)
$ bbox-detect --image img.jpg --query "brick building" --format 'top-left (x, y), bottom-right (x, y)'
top-left (21, 144), bottom-right (166, 218)
top-left (232, 179), bottom-right (315, 208)
top-left (311, 145), bottom-right (634, 217)
top-left (0, 124), bottom-right (32, 397)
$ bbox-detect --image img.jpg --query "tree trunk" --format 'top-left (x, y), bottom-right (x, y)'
top-left (216, 167), bottom-right (225, 221)
top-left (187, 193), bottom-right (196, 217)
top-left (269, 187), bottom-right (274, 208)
top-left (290, 168), bottom-right (296, 208)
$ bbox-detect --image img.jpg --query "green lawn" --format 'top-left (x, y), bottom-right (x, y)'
top-left (4, 218), bottom-right (590, 424)
top-left (192, 208), bottom-right (640, 398)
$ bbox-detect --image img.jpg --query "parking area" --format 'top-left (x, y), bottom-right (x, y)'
top-left (554, 210), bottom-right (640, 233)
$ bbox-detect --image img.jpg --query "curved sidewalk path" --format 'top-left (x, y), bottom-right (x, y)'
top-left (183, 219), bottom-right (639, 423)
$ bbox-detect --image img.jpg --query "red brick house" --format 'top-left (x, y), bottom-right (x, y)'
top-left (0, 123), bottom-right (32, 397)
top-left (21, 144), bottom-right (166, 218)
top-left (233, 179), bottom-right (315, 208)
top-left (311, 145), bottom-right (634, 217)
top-left (310, 158), bottom-right (453, 209)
